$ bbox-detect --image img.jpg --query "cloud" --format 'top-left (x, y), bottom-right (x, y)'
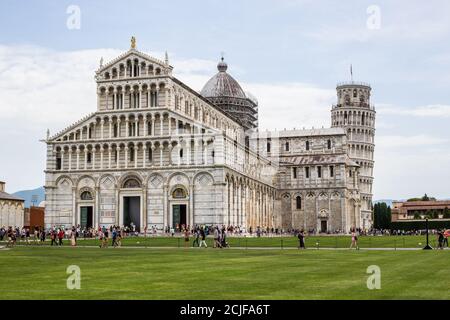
top-left (378, 104), bottom-right (450, 117)
top-left (376, 134), bottom-right (448, 148)
top-left (0, 44), bottom-right (448, 200)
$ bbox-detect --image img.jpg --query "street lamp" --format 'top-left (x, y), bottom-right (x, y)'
top-left (423, 218), bottom-right (433, 250)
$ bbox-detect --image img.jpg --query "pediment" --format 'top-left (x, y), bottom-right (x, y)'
top-left (96, 49), bottom-right (173, 80)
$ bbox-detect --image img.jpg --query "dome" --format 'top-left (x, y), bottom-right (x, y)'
top-left (200, 58), bottom-right (246, 99)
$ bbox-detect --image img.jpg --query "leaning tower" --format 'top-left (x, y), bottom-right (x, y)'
top-left (331, 81), bottom-right (376, 230)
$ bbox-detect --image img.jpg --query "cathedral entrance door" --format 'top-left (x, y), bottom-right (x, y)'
top-left (80, 206), bottom-right (93, 229)
top-left (172, 204), bottom-right (187, 231)
top-left (123, 196), bottom-right (141, 232)
top-left (321, 220), bottom-right (328, 233)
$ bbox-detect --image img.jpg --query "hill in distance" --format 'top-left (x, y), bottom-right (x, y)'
top-left (12, 186), bottom-right (45, 208)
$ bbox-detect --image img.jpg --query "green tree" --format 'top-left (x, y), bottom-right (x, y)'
top-left (444, 207), bottom-right (450, 219)
top-left (373, 202), bottom-right (391, 229)
top-left (413, 211), bottom-right (421, 219)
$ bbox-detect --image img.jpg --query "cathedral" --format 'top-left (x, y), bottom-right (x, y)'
top-left (44, 39), bottom-right (375, 233)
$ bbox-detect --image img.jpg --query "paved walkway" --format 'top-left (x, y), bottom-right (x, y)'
top-left (2, 244), bottom-right (448, 251)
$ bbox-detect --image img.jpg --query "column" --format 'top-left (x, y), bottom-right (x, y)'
top-left (84, 148), bottom-right (88, 169)
top-left (60, 149), bottom-right (65, 170)
top-left (186, 139), bottom-right (191, 165)
top-left (144, 116), bottom-right (148, 137)
top-left (151, 118), bottom-right (155, 136)
top-left (126, 118), bottom-right (130, 137)
top-left (150, 145), bottom-right (155, 166)
top-left (100, 147), bottom-right (104, 170)
top-left (92, 148), bottom-right (96, 169)
top-left (143, 144), bottom-right (147, 168)
top-left (160, 116), bottom-right (164, 136)
top-left (117, 119), bottom-right (121, 138)
top-left (68, 149), bottom-right (72, 171)
top-left (109, 119), bottom-right (112, 139)
top-left (108, 147), bottom-right (112, 169)
top-left (72, 187), bottom-right (77, 226)
top-left (124, 146), bottom-right (128, 169)
top-left (160, 145), bottom-right (163, 166)
top-left (76, 147), bottom-right (80, 170)
top-left (134, 145), bottom-right (138, 168)
top-left (100, 120), bottom-right (104, 139)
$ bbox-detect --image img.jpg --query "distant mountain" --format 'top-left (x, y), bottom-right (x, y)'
top-left (13, 186), bottom-right (45, 208)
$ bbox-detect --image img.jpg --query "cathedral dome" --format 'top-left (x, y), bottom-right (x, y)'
top-left (200, 58), bottom-right (246, 99)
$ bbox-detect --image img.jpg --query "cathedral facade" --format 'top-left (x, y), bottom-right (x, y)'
top-left (44, 41), bottom-right (375, 233)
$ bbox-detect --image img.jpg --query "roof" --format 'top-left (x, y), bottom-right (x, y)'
top-left (260, 127), bottom-right (346, 138)
top-left (0, 191), bottom-right (24, 202)
top-left (200, 59), bottom-right (247, 99)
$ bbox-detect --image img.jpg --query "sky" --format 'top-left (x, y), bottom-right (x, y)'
top-left (0, 0), bottom-right (449, 200)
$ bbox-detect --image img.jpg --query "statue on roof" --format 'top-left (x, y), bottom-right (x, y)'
top-left (131, 36), bottom-right (136, 49)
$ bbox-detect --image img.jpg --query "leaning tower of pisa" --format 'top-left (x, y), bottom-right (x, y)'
top-left (331, 81), bottom-right (376, 230)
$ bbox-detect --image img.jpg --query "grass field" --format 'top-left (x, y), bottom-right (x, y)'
top-left (0, 245), bottom-right (449, 300)
top-left (0, 234), bottom-right (441, 249)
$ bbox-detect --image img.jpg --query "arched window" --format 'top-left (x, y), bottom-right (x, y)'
top-left (353, 89), bottom-right (357, 98)
top-left (267, 142), bottom-right (271, 153)
top-left (179, 148), bottom-right (183, 158)
top-left (327, 139), bottom-right (332, 149)
top-left (172, 188), bottom-right (187, 199)
top-left (296, 196), bottom-right (302, 210)
top-left (306, 140), bottom-right (310, 151)
top-left (129, 146), bottom-right (134, 162)
top-left (80, 191), bottom-right (93, 200)
top-left (87, 152), bottom-right (92, 163)
top-left (285, 141), bottom-right (289, 151)
top-left (123, 177), bottom-right (141, 188)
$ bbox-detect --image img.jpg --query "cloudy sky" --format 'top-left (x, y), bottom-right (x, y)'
top-left (1, 0), bottom-right (449, 200)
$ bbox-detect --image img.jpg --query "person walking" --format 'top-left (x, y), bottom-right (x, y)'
top-left (192, 228), bottom-right (200, 247)
top-left (184, 229), bottom-right (190, 248)
top-left (213, 227), bottom-right (221, 248)
top-left (298, 229), bottom-right (306, 250)
top-left (58, 229), bottom-right (64, 246)
top-left (350, 228), bottom-right (359, 250)
top-left (437, 230), bottom-right (444, 250)
top-left (199, 228), bottom-right (207, 248)
top-left (70, 228), bottom-right (77, 247)
top-left (112, 228), bottom-right (117, 247)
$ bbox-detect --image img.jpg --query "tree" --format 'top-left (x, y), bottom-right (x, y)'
top-left (373, 202), bottom-right (391, 229)
top-left (413, 211), bottom-right (421, 220)
top-left (444, 207), bottom-right (450, 219)
top-left (422, 194), bottom-right (430, 201)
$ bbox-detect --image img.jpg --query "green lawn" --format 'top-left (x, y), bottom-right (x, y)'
top-left (0, 246), bottom-right (448, 300)
top-left (1, 234), bottom-right (440, 249)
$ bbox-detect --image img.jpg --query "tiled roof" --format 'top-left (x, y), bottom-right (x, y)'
top-left (0, 191), bottom-right (24, 202)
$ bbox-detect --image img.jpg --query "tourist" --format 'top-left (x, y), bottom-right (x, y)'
top-left (184, 229), bottom-right (190, 248)
top-left (437, 230), bottom-right (444, 250)
top-left (444, 230), bottom-right (450, 248)
top-left (40, 228), bottom-right (46, 244)
top-left (199, 228), bottom-right (207, 248)
top-left (50, 229), bottom-right (57, 246)
top-left (70, 228), bottom-right (77, 247)
top-left (102, 228), bottom-right (109, 248)
top-left (192, 228), bottom-right (200, 247)
top-left (58, 229), bottom-right (64, 246)
top-left (350, 228), bottom-right (359, 250)
top-left (298, 229), bottom-right (306, 250)
top-left (213, 227), bottom-right (221, 248)
top-left (116, 228), bottom-right (122, 247)
top-left (221, 228), bottom-right (229, 248)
